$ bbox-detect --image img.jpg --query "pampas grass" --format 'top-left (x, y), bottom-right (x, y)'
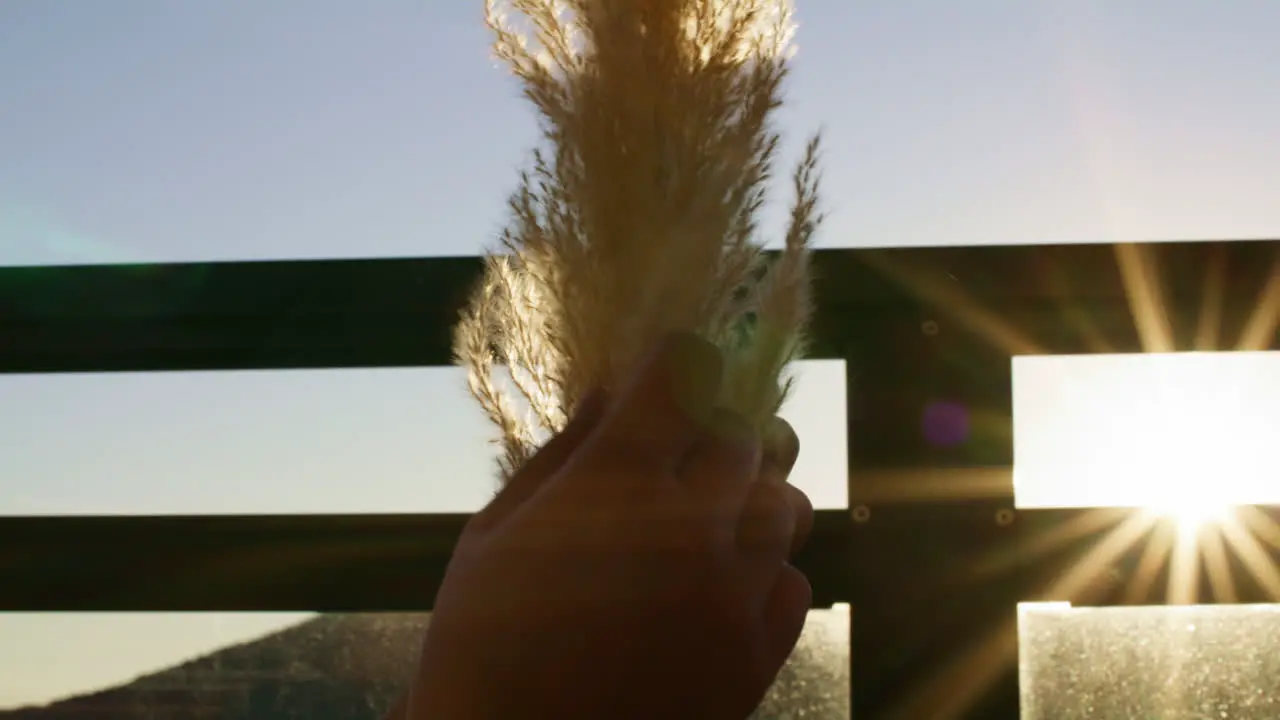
top-left (455, 0), bottom-right (823, 482)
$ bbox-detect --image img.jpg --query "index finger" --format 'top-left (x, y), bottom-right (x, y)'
top-left (577, 332), bottom-right (723, 478)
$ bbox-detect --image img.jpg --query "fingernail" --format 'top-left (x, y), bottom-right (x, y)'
top-left (764, 416), bottom-right (800, 473)
top-left (663, 332), bottom-right (723, 422)
top-left (707, 407), bottom-right (758, 448)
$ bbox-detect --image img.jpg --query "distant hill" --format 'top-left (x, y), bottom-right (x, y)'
top-left (0, 612), bottom-right (848, 719)
top-left (0, 614), bottom-right (424, 720)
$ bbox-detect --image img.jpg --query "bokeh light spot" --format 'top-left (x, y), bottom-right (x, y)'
top-left (922, 400), bottom-right (971, 447)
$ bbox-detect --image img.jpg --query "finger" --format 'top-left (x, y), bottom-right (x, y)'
top-left (735, 476), bottom-right (797, 567)
top-left (782, 481), bottom-right (814, 558)
top-left (580, 331), bottom-right (723, 476)
top-left (474, 388), bottom-right (609, 529)
top-left (760, 417), bottom-right (813, 557)
top-left (759, 564), bottom-right (812, 679)
top-left (680, 407), bottom-right (762, 523)
top-left (763, 416), bottom-right (800, 475)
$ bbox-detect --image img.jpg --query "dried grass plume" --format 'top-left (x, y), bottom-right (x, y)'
top-left (455, 0), bottom-right (824, 482)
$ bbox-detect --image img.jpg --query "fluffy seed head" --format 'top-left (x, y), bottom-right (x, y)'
top-left (455, 0), bottom-right (824, 483)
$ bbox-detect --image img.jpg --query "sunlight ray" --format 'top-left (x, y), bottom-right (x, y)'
top-left (1199, 526), bottom-right (1239, 603)
top-left (1219, 520), bottom-right (1280, 599)
top-left (885, 616), bottom-right (1018, 720)
top-left (890, 511), bottom-right (1158, 718)
top-left (852, 466), bottom-right (1011, 504)
top-left (1235, 252), bottom-right (1280, 351)
top-left (1120, 520), bottom-right (1175, 604)
top-left (858, 252), bottom-right (1046, 356)
top-left (1043, 261), bottom-right (1113, 353)
top-left (973, 507), bottom-right (1127, 578)
top-left (1113, 242), bottom-right (1174, 353)
top-left (1193, 245), bottom-right (1228, 350)
top-left (1236, 506), bottom-right (1280, 552)
top-left (1038, 511), bottom-right (1159, 602)
top-left (1165, 521), bottom-right (1201, 605)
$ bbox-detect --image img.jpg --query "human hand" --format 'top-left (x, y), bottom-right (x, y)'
top-left (398, 332), bottom-right (815, 719)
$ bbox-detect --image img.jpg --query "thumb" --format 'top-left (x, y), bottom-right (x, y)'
top-left (579, 332), bottom-right (722, 477)
top-left (472, 388), bottom-right (609, 530)
top-left (725, 565), bottom-right (811, 720)
top-left (760, 565), bottom-right (811, 682)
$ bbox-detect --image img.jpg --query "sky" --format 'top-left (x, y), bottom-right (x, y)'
top-left (2, 0), bottom-right (1280, 709)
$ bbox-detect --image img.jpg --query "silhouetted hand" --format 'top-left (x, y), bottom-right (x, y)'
top-left (394, 332), bottom-right (815, 720)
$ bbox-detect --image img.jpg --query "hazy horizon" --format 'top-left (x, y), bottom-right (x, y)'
top-left (4, 0), bottom-right (1280, 709)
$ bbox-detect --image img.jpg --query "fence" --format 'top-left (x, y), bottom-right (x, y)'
top-left (2, 240), bottom-right (1278, 717)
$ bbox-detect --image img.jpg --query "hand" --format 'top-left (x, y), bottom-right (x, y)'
top-left (397, 332), bottom-right (815, 719)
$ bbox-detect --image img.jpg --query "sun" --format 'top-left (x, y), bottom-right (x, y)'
top-left (1143, 499), bottom-right (1236, 537)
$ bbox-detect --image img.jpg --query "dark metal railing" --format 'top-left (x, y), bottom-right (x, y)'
top-left (2, 239), bottom-right (1277, 718)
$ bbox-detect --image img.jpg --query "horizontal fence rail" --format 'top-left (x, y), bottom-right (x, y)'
top-left (4, 241), bottom-right (1277, 374)
top-left (0, 511), bottom-right (852, 612)
top-left (2, 239), bottom-right (1278, 718)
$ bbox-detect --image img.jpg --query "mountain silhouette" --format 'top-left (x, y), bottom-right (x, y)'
top-left (0, 612), bottom-right (849, 719)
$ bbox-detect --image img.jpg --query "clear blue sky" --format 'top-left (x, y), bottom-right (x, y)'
top-left (2, 0), bottom-right (1279, 709)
